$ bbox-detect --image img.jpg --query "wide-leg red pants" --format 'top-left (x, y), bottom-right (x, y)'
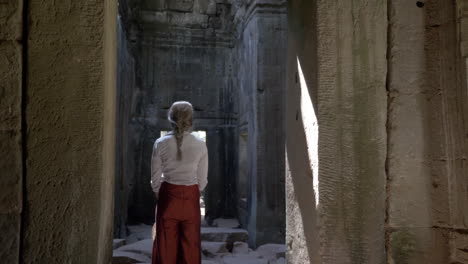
top-left (152, 182), bottom-right (201, 264)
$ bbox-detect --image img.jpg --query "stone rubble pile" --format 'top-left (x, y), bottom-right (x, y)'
top-left (113, 219), bottom-right (286, 264)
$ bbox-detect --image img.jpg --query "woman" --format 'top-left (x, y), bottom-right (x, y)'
top-left (150, 101), bottom-right (208, 264)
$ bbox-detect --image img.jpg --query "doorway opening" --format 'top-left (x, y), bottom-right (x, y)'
top-left (112, 0), bottom-right (289, 263)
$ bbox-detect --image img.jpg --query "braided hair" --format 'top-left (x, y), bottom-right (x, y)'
top-left (168, 101), bottom-right (193, 160)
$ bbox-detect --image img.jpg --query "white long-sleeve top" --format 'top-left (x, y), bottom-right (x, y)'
top-left (150, 131), bottom-right (208, 196)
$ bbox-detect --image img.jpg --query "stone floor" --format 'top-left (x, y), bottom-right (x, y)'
top-left (112, 219), bottom-right (286, 264)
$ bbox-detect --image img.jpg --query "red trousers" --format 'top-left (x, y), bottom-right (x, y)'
top-left (152, 182), bottom-right (201, 264)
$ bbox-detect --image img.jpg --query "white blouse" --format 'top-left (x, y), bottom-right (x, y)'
top-left (150, 131), bottom-right (208, 196)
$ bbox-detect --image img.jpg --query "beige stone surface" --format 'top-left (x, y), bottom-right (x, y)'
top-left (0, 214), bottom-right (20, 262)
top-left (451, 232), bottom-right (468, 263)
top-left (0, 41), bottom-right (21, 131)
top-left (0, 0), bottom-right (22, 40)
top-left (0, 2), bottom-right (22, 264)
top-left (388, 0), bottom-right (468, 263)
top-left (22, 0), bottom-right (115, 263)
top-left (0, 41), bottom-right (22, 215)
top-left (316, 0), bottom-right (388, 263)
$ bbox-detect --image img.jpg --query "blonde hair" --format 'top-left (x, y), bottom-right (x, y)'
top-left (168, 101), bottom-right (193, 160)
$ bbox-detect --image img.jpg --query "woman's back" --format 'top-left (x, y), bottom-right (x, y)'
top-left (150, 131), bottom-right (208, 195)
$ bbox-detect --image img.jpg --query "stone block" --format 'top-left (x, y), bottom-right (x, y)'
top-left (216, 3), bottom-right (231, 16)
top-left (112, 250), bottom-right (151, 264)
top-left (451, 232), bottom-right (468, 263)
top-left (144, 0), bottom-right (166, 10)
top-left (167, 0), bottom-right (194, 12)
top-left (201, 227), bottom-right (248, 249)
top-left (232, 241), bottom-right (250, 254)
top-left (115, 238), bottom-right (153, 258)
top-left (140, 11), bottom-right (168, 24)
top-left (213, 218), bottom-right (240, 228)
top-left (193, 0), bottom-right (215, 14)
top-left (168, 12), bottom-right (208, 28)
top-left (113, 239), bottom-right (126, 249)
top-left (388, 227), bottom-right (449, 264)
top-left (208, 16), bottom-right (222, 29)
top-left (0, 213), bottom-right (20, 262)
top-left (0, 41), bottom-right (21, 131)
top-left (255, 244), bottom-right (286, 261)
top-left (206, 1), bottom-right (217, 15)
top-left (223, 255), bottom-right (268, 264)
top-left (0, 0), bottom-right (22, 40)
top-left (0, 130), bottom-right (22, 214)
top-left (202, 241), bottom-right (228, 257)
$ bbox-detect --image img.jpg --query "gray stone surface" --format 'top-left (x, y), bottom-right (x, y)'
top-left (113, 250), bottom-right (152, 263)
top-left (115, 238), bottom-right (153, 258)
top-left (231, 241), bottom-right (249, 254)
top-left (114, 16), bottom-right (138, 238)
top-left (213, 218), bottom-right (240, 228)
top-left (202, 241), bottom-right (229, 257)
top-left (113, 239), bottom-right (126, 249)
top-left (201, 227), bottom-right (248, 249)
top-left (168, 0), bottom-right (194, 12)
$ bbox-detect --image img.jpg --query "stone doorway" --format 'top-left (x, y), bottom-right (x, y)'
top-left (112, 0), bottom-right (287, 263)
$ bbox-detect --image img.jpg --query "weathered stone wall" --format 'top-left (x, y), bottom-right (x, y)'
top-left (234, 0), bottom-right (287, 247)
top-left (22, 0), bottom-right (116, 263)
top-left (0, 0), bottom-right (23, 262)
top-left (317, 0), bottom-right (388, 262)
top-left (114, 16), bottom-right (138, 238)
top-left (234, 5), bottom-right (258, 235)
top-left (287, 0), bottom-right (388, 263)
top-left (387, 0), bottom-right (468, 263)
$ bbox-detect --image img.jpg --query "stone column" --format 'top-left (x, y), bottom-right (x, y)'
top-left (387, 0), bottom-right (468, 263)
top-left (237, 0), bottom-right (288, 247)
top-left (316, 1), bottom-right (388, 263)
top-left (23, 0), bottom-right (117, 263)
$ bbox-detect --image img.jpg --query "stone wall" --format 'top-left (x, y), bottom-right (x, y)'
top-left (22, 0), bottom-right (116, 263)
top-left (114, 16), bottom-right (138, 238)
top-left (234, 0), bottom-right (287, 247)
top-left (287, 0), bottom-right (468, 264)
top-left (387, 0), bottom-right (468, 263)
top-left (0, 0), bottom-right (23, 262)
top-left (287, 0), bottom-right (388, 263)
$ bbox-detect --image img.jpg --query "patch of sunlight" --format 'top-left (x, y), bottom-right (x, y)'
top-left (160, 130), bottom-right (207, 142)
top-left (297, 57), bottom-right (319, 207)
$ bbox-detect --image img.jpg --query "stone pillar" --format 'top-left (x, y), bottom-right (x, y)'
top-left (22, 0), bottom-right (117, 263)
top-left (316, 1), bottom-right (387, 263)
top-left (236, 0), bottom-right (288, 247)
top-left (204, 127), bottom-right (226, 222)
top-left (387, 0), bottom-right (468, 263)
top-left (287, 0), bottom-right (388, 263)
top-left (0, 0), bottom-right (23, 263)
